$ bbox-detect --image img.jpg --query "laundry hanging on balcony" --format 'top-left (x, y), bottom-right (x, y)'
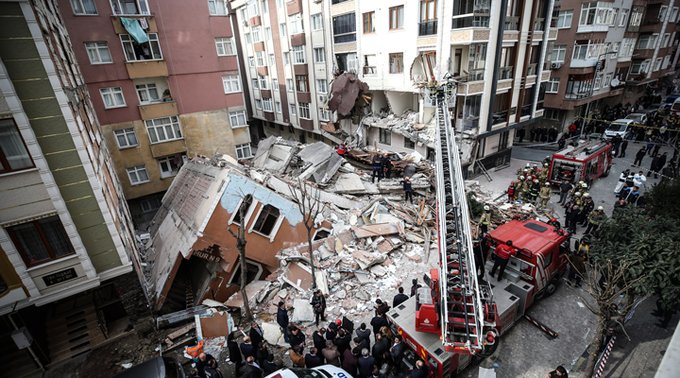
top-left (120, 17), bottom-right (149, 44)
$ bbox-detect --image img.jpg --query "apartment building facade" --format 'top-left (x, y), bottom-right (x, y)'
top-left (57, 0), bottom-right (252, 225)
top-left (343, 0), bottom-right (557, 172)
top-left (230, 0), bottom-right (339, 144)
top-left (0, 0), bottom-right (143, 372)
top-left (544, 0), bottom-right (680, 128)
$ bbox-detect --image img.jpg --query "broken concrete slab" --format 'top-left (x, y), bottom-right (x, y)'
top-left (353, 223), bottom-right (403, 238)
top-left (282, 261), bottom-right (329, 295)
top-left (199, 312), bottom-right (230, 338)
top-left (262, 322), bottom-right (284, 346)
top-left (224, 280), bottom-right (269, 308)
top-left (291, 298), bottom-right (315, 323)
top-left (352, 250), bottom-right (386, 270)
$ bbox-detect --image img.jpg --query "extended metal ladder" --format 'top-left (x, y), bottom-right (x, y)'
top-left (433, 87), bottom-right (494, 354)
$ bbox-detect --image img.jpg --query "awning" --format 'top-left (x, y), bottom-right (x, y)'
top-left (120, 17), bottom-right (149, 44)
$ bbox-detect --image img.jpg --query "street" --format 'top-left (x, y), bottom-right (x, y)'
top-left (463, 144), bottom-right (679, 378)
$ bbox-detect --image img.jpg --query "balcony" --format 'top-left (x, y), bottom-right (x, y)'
top-left (260, 89), bottom-right (272, 98)
top-left (249, 15), bottom-right (261, 27)
top-left (112, 16), bottom-right (157, 34)
top-left (149, 139), bottom-right (187, 159)
top-left (533, 18), bottom-right (545, 31)
top-left (263, 111), bottom-right (275, 122)
top-left (254, 41), bottom-right (265, 52)
top-left (287, 0), bottom-right (302, 16)
top-left (503, 16), bottom-right (519, 31)
top-left (139, 100), bottom-right (177, 120)
top-left (126, 60), bottom-right (168, 79)
top-left (577, 23), bottom-right (609, 34)
top-left (293, 64), bottom-right (308, 75)
top-left (257, 66), bottom-right (268, 76)
top-left (418, 20), bottom-right (438, 36)
top-left (527, 63), bottom-right (538, 76)
top-left (291, 33), bottom-right (306, 47)
top-left (499, 66), bottom-right (513, 80)
top-left (492, 110), bottom-right (509, 125)
top-left (297, 92), bottom-right (311, 103)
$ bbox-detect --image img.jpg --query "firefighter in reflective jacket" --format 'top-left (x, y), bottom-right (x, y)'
top-left (490, 240), bottom-right (516, 281)
top-left (479, 206), bottom-right (492, 235)
top-left (538, 182), bottom-right (552, 209)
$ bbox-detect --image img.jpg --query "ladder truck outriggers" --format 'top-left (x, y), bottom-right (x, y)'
top-left (386, 81), bottom-right (571, 376)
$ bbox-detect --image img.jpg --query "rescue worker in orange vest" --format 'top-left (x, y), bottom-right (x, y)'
top-left (490, 240), bottom-right (516, 281)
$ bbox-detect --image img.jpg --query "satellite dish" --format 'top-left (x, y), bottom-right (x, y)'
top-left (611, 78), bottom-right (620, 87)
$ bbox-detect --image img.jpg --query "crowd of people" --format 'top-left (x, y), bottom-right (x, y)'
top-left (211, 285), bottom-right (431, 378)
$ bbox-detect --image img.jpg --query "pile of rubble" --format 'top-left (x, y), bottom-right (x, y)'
top-left (363, 111), bottom-right (435, 148)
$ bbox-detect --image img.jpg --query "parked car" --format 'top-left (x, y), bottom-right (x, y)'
top-left (623, 113), bottom-right (647, 124)
top-left (265, 365), bottom-right (352, 378)
top-left (672, 98), bottom-right (680, 114)
top-left (604, 119), bottom-right (635, 139)
top-left (113, 357), bottom-right (185, 378)
top-left (658, 95), bottom-right (680, 113)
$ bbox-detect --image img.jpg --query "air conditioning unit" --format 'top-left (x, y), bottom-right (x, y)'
top-left (551, 62), bottom-right (562, 70)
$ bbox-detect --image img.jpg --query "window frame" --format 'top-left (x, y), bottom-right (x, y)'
top-left (145, 116), bottom-right (183, 144)
top-left (250, 204), bottom-right (281, 238)
top-left (236, 143), bottom-right (253, 159)
top-left (379, 128), bottom-right (391, 145)
top-left (332, 13), bottom-right (357, 43)
top-left (551, 45), bottom-right (566, 63)
top-left (229, 110), bottom-right (248, 128)
top-left (546, 78), bottom-right (559, 93)
top-left (389, 53), bottom-right (404, 74)
top-left (84, 42), bottom-right (112, 64)
top-left (7, 215), bottom-right (76, 268)
top-left (389, 5), bottom-right (404, 30)
top-left (299, 103), bottom-right (311, 119)
top-left (215, 37), bottom-right (235, 56)
top-left (70, 0), bottom-right (97, 15)
top-left (292, 45), bottom-right (306, 64)
top-left (313, 47), bottom-right (325, 63)
top-left (289, 103), bottom-right (297, 116)
top-left (0, 118), bottom-right (34, 174)
top-left (316, 79), bottom-right (328, 94)
top-left (295, 75), bottom-right (308, 92)
top-left (127, 165), bottom-right (150, 185)
top-left (158, 155), bottom-right (183, 179)
top-left (114, 127), bottom-right (138, 149)
top-left (222, 74), bottom-right (242, 93)
top-left (135, 82), bottom-right (160, 104)
top-left (229, 195), bottom-right (254, 226)
top-left (363, 11), bottom-right (375, 33)
top-left (208, 0), bottom-right (228, 16)
top-left (557, 10), bottom-right (573, 29)
top-left (120, 33), bottom-right (163, 62)
top-left (110, 0), bottom-right (150, 16)
top-left (311, 13), bottom-right (323, 31)
top-left (100, 87), bottom-right (126, 109)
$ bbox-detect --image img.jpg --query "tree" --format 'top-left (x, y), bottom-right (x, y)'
top-left (228, 194), bottom-right (253, 321)
top-left (581, 180), bottom-right (680, 374)
top-left (288, 178), bottom-right (326, 290)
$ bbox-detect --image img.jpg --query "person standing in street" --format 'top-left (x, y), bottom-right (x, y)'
top-left (490, 240), bottom-right (516, 281)
top-left (619, 139), bottom-right (628, 157)
top-left (559, 180), bottom-right (573, 205)
top-left (479, 205), bottom-right (492, 235)
top-left (538, 182), bottom-right (551, 209)
top-left (392, 287), bottom-right (409, 308)
top-left (402, 176), bottom-right (413, 204)
top-left (614, 169), bottom-right (629, 195)
top-left (371, 154), bottom-right (383, 183)
top-left (311, 290), bottom-right (326, 326)
top-left (585, 206), bottom-right (607, 235)
top-left (634, 147), bottom-right (646, 167)
top-left (276, 301), bottom-right (289, 343)
top-left (249, 321), bottom-right (264, 350)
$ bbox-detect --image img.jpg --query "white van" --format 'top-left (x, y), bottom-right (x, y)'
top-left (604, 119), bottom-right (635, 139)
top-left (671, 98), bottom-right (680, 114)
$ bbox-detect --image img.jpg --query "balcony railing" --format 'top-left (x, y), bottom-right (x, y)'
top-left (452, 15), bottom-right (490, 29)
top-left (492, 110), bottom-right (509, 124)
top-left (418, 20), bottom-right (438, 36)
top-left (565, 92), bottom-right (590, 100)
top-left (533, 18), bottom-right (545, 31)
top-left (461, 68), bottom-right (485, 82)
top-left (527, 63), bottom-right (538, 76)
top-left (504, 16), bottom-right (519, 31)
top-left (521, 104), bottom-right (532, 117)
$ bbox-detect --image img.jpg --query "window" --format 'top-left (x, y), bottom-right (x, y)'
top-left (259, 76), bottom-right (269, 89)
top-left (158, 155), bottom-right (183, 178)
top-left (251, 78), bottom-right (259, 89)
top-left (557, 11), bottom-right (572, 28)
top-left (256, 51), bottom-right (265, 66)
top-left (292, 45), bottom-right (306, 64)
top-left (255, 99), bottom-right (262, 110)
top-left (135, 83), bottom-right (160, 103)
top-left (140, 196), bottom-right (161, 213)
top-left (603, 73), bottom-right (612, 87)
top-left (637, 35), bottom-right (658, 50)
top-left (389, 53), bottom-right (403, 73)
top-left (252, 204), bottom-right (280, 236)
top-left (252, 28), bottom-right (262, 42)
top-left (236, 143), bottom-right (253, 159)
top-left (120, 33), bottom-right (162, 61)
top-left (114, 127), bottom-right (138, 148)
top-left (319, 108), bottom-right (330, 121)
top-left (269, 53), bottom-right (275, 66)
top-left (420, 0), bottom-right (437, 21)
top-left (261, 0), bottom-right (268, 14)
top-left (110, 0), bottom-right (149, 15)
top-left (275, 101), bottom-right (282, 113)
top-left (551, 45), bottom-right (566, 63)
top-left (100, 87), bottom-right (126, 109)
top-left (660, 6), bottom-right (668, 21)
top-left (593, 74), bottom-right (602, 90)
top-left (283, 52), bottom-right (290, 65)
top-left (84, 42), bottom-right (112, 64)
top-left (290, 16), bottom-right (304, 34)
top-left (145, 116), bottom-right (182, 143)
top-left (232, 195), bottom-right (253, 225)
top-left (630, 10), bottom-right (642, 27)
top-left (289, 103), bottom-right (297, 116)
top-left (0, 119), bottom-right (33, 173)
top-left (279, 23), bottom-right (287, 37)
top-left (272, 78), bottom-right (279, 89)
top-left (579, 2), bottom-right (596, 25)
top-left (653, 57), bottom-right (663, 72)
top-left (572, 43), bottom-right (588, 60)
top-left (286, 79), bottom-right (294, 91)
top-left (618, 9), bottom-right (628, 26)
top-left (404, 138), bottom-right (415, 149)
top-left (299, 103), bottom-right (310, 119)
top-left (363, 12), bottom-right (375, 33)
top-left (127, 165), bottom-right (149, 185)
top-left (389, 6), bottom-right (404, 30)
top-left (313, 47), bottom-right (325, 63)
top-left (208, 0), bottom-right (227, 15)
top-left (546, 78), bottom-right (559, 93)
top-left (316, 79), bottom-right (328, 94)
top-left (222, 74), bottom-right (241, 93)
top-left (295, 75), bottom-right (308, 92)
top-left (663, 33), bottom-right (671, 48)
top-left (263, 98), bottom-right (273, 112)
top-left (70, 0), bottom-right (97, 15)
top-left (631, 60), bottom-right (650, 75)
top-left (245, 33), bottom-right (252, 44)
top-left (379, 129), bottom-right (391, 145)
top-left (333, 13), bottom-right (356, 43)
top-left (672, 7), bottom-right (679, 22)
top-left (311, 13), bottom-right (323, 31)
top-left (230, 111), bottom-right (248, 128)
top-left (612, 42), bottom-right (620, 53)
top-left (7, 216), bottom-right (75, 267)
top-left (265, 27), bottom-right (272, 40)
top-left (215, 37), bottom-right (235, 56)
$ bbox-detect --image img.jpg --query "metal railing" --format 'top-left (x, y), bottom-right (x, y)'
top-left (419, 20), bottom-right (438, 36)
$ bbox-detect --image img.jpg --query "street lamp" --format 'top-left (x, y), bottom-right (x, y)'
top-left (580, 51), bottom-right (619, 139)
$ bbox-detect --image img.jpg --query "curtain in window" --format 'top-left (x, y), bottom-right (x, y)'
top-left (120, 17), bottom-right (149, 44)
top-left (0, 119), bottom-right (32, 170)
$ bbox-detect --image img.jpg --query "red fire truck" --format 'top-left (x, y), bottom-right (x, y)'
top-left (387, 219), bottom-right (570, 376)
top-left (548, 140), bottom-right (613, 186)
top-left (386, 84), bottom-right (572, 377)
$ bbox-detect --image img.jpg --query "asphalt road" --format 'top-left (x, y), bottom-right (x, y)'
top-left (465, 144), bottom-right (679, 378)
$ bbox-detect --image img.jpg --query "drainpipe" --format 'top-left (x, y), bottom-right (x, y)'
top-left (487, 0), bottom-right (509, 132)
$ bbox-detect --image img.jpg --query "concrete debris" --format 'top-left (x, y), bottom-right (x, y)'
top-left (362, 111), bottom-right (435, 148)
top-left (291, 298), bottom-right (315, 323)
top-left (353, 223), bottom-right (403, 238)
top-left (352, 250), bottom-right (386, 270)
top-left (224, 280), bottom-right (269, 309)
top-left (262, 322), bottom-right (285, 346)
